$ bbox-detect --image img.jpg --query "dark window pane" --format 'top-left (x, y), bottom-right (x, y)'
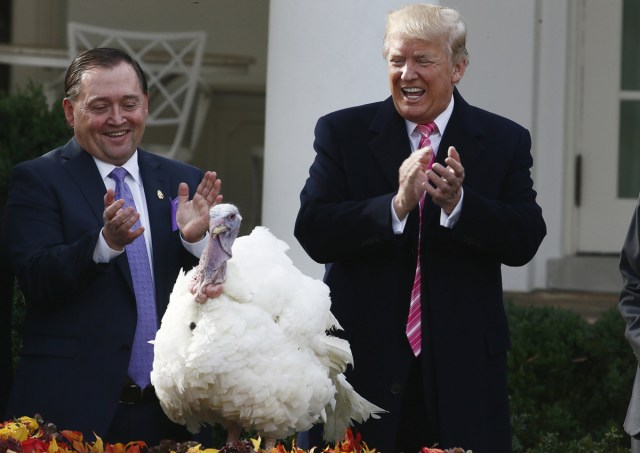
top-left (618, 101), bottom-right (640, 198)
top-left (621, 0), bottom-right (640, 90)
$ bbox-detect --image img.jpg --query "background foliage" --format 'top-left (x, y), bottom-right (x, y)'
top-left (0, 83), bottom-right (70, 204)
top-left (0, 83), bottom-right (72, 414)
top-left (507, 303), bottom-right (634, 452)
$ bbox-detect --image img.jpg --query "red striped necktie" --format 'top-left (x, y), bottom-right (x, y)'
top-left (406, 121), bottom-right (438, 356)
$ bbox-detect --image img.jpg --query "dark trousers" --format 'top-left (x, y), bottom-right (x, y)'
top-left (632, 433), bottom-right (640, 453)
top-left (394, 355), bottom-right (440, 453)
top-left (104, 399), bottom-right (193, 447)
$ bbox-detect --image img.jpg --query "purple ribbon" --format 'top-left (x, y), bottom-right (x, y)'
top-left (170, 197), bottom-right (179, 231)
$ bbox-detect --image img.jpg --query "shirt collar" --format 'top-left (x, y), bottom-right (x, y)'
top-left (404, 94), bottom-right (455, 138)
top-left (94, 151), bottom-right (142, 186)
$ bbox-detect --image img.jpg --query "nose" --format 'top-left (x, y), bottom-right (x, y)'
top-left (401, 61), bottom-right (417, 81)
top-left (108, 106), bottom-right (126, 125)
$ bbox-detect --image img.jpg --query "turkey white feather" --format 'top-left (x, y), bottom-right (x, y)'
top-left (151, 203), bottom-right (384, 446)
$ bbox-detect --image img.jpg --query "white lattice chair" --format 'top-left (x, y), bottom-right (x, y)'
top-left (67, 22), bottom-right (209, 162)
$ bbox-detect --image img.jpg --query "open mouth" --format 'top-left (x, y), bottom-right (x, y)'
top-left (402, 87), bottom-right (425, 100)
top-left (104, 130), bottom-right (129, 138)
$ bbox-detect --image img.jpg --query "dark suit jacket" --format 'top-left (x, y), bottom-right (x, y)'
top-left (295, 89), bottom-right (546, 453)
top-left (619, 197), bottom-right (640, 438)
top-left (2, 138), bottom-right (203, 438)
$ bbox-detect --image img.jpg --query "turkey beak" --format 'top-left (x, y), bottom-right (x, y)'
top-left (209, 214), bottom-right (229, 236)
top-left (211, 225), bottom-right (228, 236)
top-left (210, 224), bottom-right (228, 237)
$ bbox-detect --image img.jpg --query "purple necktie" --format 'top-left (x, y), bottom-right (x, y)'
top-left (406, 122), bottom-right (438, 356)
top-left (109, 167), bottom-right (157, 388)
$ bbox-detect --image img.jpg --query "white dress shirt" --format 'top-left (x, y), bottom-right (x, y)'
top-left (92, 152), bottom-right (207, 267)
top-left (391, 95), bottom-right (464, 234)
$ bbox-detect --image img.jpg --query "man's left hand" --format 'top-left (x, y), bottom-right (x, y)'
top-left (176, 171), bottom-right (223, 242)
top-left (424, 146), bottom-right (464, 214)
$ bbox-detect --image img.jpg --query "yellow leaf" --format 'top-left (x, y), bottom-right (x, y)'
top-left (0, 423), bottom-right (29, 442)
top-left (17, 416), bottom-right (39, 433)
top-left (48, 436), bottom-right (60, 453)
top-left (89, 434), bottom-right (106, 453)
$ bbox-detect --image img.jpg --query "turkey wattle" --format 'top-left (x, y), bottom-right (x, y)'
top-left (150, 204), bottom-right (384, 447)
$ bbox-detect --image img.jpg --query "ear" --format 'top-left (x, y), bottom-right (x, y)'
top-left (143, 93), bottom-right (149, 116)
top-left (62, 98), bottom-right (75, 128)
top-left (451, 59), bottom-right (467, 84)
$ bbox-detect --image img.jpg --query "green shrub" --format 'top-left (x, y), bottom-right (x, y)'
top-left (0, 82), bottom-right (70, 204)
top-left (1, 83), bottom-right (72, 380)
top-left (507, 303), bottom-right (635, 452)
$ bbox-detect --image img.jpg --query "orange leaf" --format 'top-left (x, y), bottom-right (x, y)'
top-left (104, 442), bottom-right (128, 453)
top-left (61, 430), bottom-right (84, 444)
top-left (124, 441), bottom-right (146, 453)
top-left (72, 440), bottom-right (88, 453)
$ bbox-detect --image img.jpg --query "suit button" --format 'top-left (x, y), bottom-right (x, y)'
top-left (390, 383), bottom-right (402, 395)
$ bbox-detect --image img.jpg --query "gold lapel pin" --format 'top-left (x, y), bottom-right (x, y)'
top-left (157, 190), bottom-right (164, 200)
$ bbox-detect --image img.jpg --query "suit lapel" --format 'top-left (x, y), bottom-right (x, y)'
top-left (369, 97), bottom-right (413, 190)
top-left (367, 98), bottom-right (421, 240)
top-left (439, 89), bottom-right (484, 170)
top-left (424, 89), bottom-right (485, 224)
top-left (61, 139), bottom-right (137, 293)
top-left (137, 150), bottom-right (174, 307)
top-left (61, 138), bottom-right (107, 224)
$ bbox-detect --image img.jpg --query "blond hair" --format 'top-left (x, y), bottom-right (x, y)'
top-left (383, 3), bottom-right (469, 65)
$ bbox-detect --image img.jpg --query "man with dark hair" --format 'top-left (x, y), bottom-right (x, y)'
top-left (2, 47), bottom-right (222, 445)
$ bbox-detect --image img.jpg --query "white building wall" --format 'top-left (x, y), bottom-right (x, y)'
top-left (263, 0), bottom-right (566, 291)
top-left (531, 0), bottom-right (569, 288)
top-left (263, 0), bottom-right (408, 280)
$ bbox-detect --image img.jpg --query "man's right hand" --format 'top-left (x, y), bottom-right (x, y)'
top-left (393, 146), bottom-right (434, 220)
top-left (102, 188), bottom-right (145, 251)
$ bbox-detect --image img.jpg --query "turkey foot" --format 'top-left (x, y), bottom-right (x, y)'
top-left (226, 423), bottom-right (242, 444)
top-left (264, 438), bottom-right (276, 450)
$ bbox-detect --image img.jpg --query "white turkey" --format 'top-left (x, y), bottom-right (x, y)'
top-left (150, 203), bottom-right (384, 448)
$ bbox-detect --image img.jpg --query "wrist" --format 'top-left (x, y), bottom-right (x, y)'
top-left (101, 229), bottom-right (124, 252)
top-left (393, 195), bottom-right (410, 220)
top-left (180, 231), bottom-right (206, 244)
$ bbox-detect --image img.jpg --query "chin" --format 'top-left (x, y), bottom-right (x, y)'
top-left (395, 103), bottom-right (427, 123)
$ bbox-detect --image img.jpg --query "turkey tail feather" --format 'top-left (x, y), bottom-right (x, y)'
top-left (321, 374), bottom-right (386, 442)
top-left (317, 336), bottom-right (352, 373)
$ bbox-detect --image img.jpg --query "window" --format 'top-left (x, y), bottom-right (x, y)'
top-left (618, 0), bottom-right (640, 197)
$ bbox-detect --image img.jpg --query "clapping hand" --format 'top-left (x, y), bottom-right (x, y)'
top-left (176, 171), bottom-right (223, 243)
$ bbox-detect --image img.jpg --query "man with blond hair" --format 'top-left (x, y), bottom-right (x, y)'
top-left (296, 4), bottom-right (546, 452)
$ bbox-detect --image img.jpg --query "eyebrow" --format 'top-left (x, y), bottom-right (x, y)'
top-left (87, 94), bottom-right (142, 103)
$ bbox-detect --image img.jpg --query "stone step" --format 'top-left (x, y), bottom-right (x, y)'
top-left (546, 255), bottom-right (621, 293)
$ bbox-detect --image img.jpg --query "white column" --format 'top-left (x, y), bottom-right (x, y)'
top-left (263, 0), bottom-right (408, 279)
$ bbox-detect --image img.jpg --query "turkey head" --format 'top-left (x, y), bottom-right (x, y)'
top-left (188, 203), bottom-right (242, 302)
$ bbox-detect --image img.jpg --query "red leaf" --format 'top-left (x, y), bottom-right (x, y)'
top-left (21, 438), bottom-right (49, 453)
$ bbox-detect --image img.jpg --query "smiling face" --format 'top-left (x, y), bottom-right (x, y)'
top-left (386, 35), bottom-right (466, 124)
top-left (62, 62), bottom-right (148, 165)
